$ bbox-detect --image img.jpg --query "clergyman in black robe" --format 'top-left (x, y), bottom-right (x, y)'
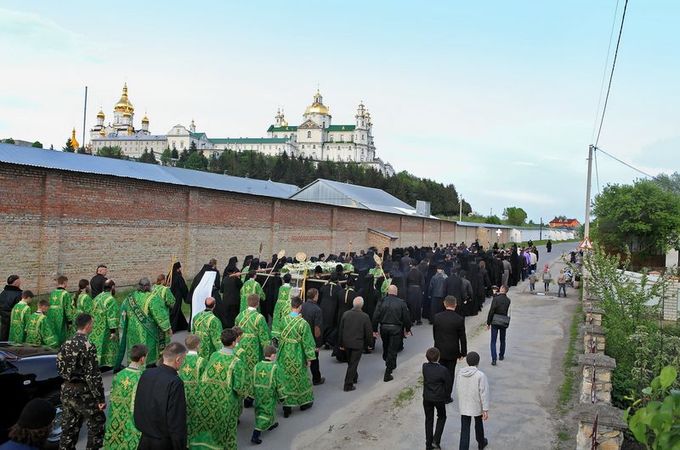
top-left (220, 263), bottom-right (242, 329)
top-left (318, 273), bottom-right (343, 348)
top-left (169, 262), bottom-right (189, 332)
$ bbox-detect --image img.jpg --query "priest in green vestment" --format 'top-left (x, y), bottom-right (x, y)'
top-left (251, 345), bottom-right (284, 445)
top-left (234, 294), bottom-right (271, 401)
top-left (67, 279), bottom-right (94, 338)
top-left (117, 278), bottom-right (171, 367)
top-left (190, 328), bottom-right (246, 450)
top-left (239, 271), bottom-right (265, 313)
top-left (153, 275), bottom-right (176, 347)
top-left (278, 296), bottom-right (317, 417)
top-left (47, 275), bottom-right (72, 345)
top-left (25, 300), bottom-right (59, 348)
top-left (91, 280), bottom-right (120, 368)
top-left (9, 290), bottom-right (33, 343)
top-left (191, 297), bottom-right (223, 360)
top-left (153, 274), bottom-right (176, 310)
top-left (179, 334), bottom-right (205, 446)
top-left (271, 274), bottom-right (293, 339)
top-left (103, 344), bottom-right (147, 450)
top-left (380, 272), bottom-right (393, 297)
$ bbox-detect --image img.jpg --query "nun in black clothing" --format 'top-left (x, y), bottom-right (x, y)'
top-left (169, 262), bottom-right (189, 332)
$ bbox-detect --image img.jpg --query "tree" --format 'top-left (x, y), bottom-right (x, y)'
top-left (139, 148), bottom-right (158, 164)
top-left (503, 206), bottom-right (527, 226)
top-left (593, 179), bottom-right (680, 255)
top-left (184, 151), bottom-right (208, 170)
top-left (171, 148), bottom-right (179, 159)
top-left (189, 141), bottom-right (197, 153)
top-left (96, 146), bottom-right (125, 159)
top-left (654, 172), bottom-right (680, 195)
top-left (2, 138), bottom-right (15, 144)
top-left (63, 138), bottom-right (75, 152)
top-left (160, 148), bottom-right (172, 165)
top-left (31, 141), bottom-right (43, 148)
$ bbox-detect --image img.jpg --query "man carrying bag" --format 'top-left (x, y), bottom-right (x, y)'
top-left (486, 285), bottom-right (511, 366)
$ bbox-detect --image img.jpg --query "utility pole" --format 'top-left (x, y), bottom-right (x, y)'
top-left (82, 86), bottom-right (88, 153)
top-left (539, 217), bottom-right (543, 240)
top-left (583, 145), bottom-right (594, 240)
top-left (459, 196), bottom-right (463, 222)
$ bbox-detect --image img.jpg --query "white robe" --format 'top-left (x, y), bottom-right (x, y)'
top-left (190, 271), bottom-right (216, 326)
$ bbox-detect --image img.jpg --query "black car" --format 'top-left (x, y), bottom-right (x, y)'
top-left (0, 342), bottom-right (62, 447)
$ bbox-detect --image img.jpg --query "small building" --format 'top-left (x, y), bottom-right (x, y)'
top-left (548, 218), bottom-right (581, 229)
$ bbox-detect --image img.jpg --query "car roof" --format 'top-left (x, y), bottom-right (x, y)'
top-left (0, 342), bottom-right (58, 360)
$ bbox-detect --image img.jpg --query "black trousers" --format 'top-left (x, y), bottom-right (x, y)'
top-left (430, 297), bottom-right (444, 322)
top-left (380, 325), bottom-right (403, 372)
top-left (439, 358), bottom-right (457, 396)
top-left (0, 314), bottom-right (9, 341)
top-left (459, 415), bottom-right (485, 450)
top-left (423, 400), bottom-right (446, 447)
top-left (309, 349), bottom-right (322, 382)
top-left (344, 348), bottom-right (362, 388)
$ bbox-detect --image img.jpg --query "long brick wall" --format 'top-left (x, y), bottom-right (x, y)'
top-left (0, 163), bottom-right (509, 293)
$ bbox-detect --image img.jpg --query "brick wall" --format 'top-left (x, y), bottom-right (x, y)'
top-left (0, 163), bottom-right (511, 293)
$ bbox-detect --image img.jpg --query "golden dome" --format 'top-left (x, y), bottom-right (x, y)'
top-left (96, 109), bottom-right (105, 119)
top-left (304, 89), bottom-right (330, 116)
top-left (142, 114), bottom-right (149, 123)
top-left (114, 83), bottom-right (134, 114)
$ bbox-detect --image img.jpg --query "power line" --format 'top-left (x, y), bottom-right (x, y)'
top-left (594, 0), bottom-right (630, 147)
top-left (591, 0), bottom-right (621, 143)
top-left (595, 146), bottom-right (659, 180)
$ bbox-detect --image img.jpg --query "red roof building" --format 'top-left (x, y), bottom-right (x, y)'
top-left (548, 218), bottom-right (580, 229)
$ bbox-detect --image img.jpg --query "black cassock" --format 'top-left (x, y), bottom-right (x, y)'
top-left (406, 267), bottom-right (425, 323)
top-left (510, 249), bottom-right (520, 286)
top-left (256, 273), bottom-right (282, 323)
top-left (319, 281), bottom-right (343, 347)
top-left (169, 266), bottom-right (189, 333)
top-left (220, 274), bottom-right (242, 329)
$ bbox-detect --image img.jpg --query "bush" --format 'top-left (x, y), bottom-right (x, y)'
top-left (584, 247), bottom-right (680, 407)
top-left (625, 366), bottom-right (680, 450)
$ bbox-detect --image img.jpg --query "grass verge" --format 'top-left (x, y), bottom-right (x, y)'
top-left (557, 291), bottom-right (582, 412)
top-left (394, 386), bottom-right (415, 408)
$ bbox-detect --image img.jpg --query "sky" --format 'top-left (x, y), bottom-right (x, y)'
top-left (1, 1), bottom-right (678, 222)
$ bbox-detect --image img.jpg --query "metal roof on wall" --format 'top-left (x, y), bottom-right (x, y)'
top-left (0, 144), bottom-right (299, 199)
top-left (290, 178), bottom-right (436, 218)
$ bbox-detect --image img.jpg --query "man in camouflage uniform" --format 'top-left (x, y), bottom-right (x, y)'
top-left (57, 313), bottom-right (106, 450)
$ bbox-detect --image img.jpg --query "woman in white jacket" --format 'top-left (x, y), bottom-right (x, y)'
top-left (456, 352), bottom-right (489, 450)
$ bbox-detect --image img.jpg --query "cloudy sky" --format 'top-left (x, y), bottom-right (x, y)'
top-left (1, 1), bottom-right (677, 222)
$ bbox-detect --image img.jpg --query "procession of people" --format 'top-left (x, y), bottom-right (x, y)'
top-left (0, 239), bottom-right (548, 449)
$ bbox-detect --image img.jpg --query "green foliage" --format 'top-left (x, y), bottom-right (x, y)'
top-left (625, 366), bottom-right (680, 450)
top-left (654, 172), bottom-right (680, 196)
top-left (171, 148), bottom-right (179, 159)
top-left (160, 148), bottom-right (172, 165)
top-left (183, 150), bottom-right (208, 170)
top-left (63, 138), bottom-right (74, 152)
top-left (584, 247), bottom-right (680, 407)
top-left (593, 180), bottom-right (680, 255)
top-left (139, 148), bottom-right (158, 164)
top-left (2, 138), bottom-right (15, 144)
top-left (96, 146), bottom-right (125, 159)
top-left (503, 206), bottom-right (528, 226)
top-left (31, 141), bottom-right (43, 148)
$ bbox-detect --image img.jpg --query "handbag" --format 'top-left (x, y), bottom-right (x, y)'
top-left (491, 313), bottom-right (510, 328)
top-left (491, 302), bottom-right (511, 328)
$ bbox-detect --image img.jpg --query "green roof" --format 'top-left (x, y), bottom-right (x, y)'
top-left (267, 125), bottom-right (298, 132)
top-left (210, 137), bottom-right (289, 144)
top-left (190, 132), bottom-right (208, 140)
top-left (327, 125), bottom-right (355, 132)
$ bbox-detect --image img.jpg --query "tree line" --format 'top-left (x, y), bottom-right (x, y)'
top-left (91, 143), bottom-right (471, 216)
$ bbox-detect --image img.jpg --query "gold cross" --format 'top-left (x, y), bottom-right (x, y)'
top-left (181, 365), bottom-right (192, 375)
top-left (121, 378), bottom-right (131, 389)
top-left (258, 370), bottom-right (267, 378)
top-left (213, 362), bottom-right (224, 373)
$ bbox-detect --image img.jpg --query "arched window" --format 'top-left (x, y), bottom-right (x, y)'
top-left (307, 131), bottom-right (311, 138)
